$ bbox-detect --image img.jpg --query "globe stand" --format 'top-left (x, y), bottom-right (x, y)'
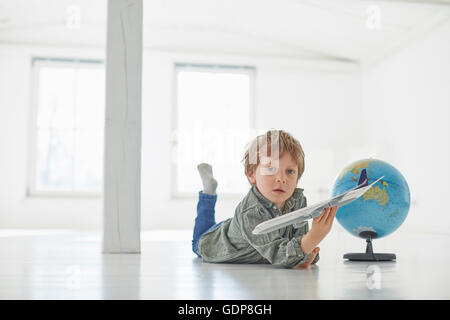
top-left (343, 231), bottom-right (396, 261)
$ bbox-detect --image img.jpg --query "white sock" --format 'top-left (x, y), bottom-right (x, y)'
top-left (197, 163), bottom-right (218, 195)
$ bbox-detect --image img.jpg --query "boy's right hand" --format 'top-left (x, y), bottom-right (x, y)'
top-left (293, 247), bottom-right (320, 269)
top-left (300, 206), bottom-right (337, 254)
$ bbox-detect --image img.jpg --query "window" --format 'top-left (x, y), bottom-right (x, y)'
top-left (172, 64), bottom-right (255, 197)
top-left (29, 58), bottom-right (105, 196)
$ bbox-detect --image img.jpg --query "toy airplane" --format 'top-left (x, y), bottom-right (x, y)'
top-left (252, 169), bottom-right (384, 235)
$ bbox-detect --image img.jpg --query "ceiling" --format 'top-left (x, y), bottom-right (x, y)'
top-left (0, 0), bottom-right (449, 63)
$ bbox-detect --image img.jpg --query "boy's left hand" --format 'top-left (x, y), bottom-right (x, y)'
top-left (293, 247), bottom-right (320, 269)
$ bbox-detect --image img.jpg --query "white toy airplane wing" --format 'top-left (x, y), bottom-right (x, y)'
top-left (252, 169), bottom-right (384, 235)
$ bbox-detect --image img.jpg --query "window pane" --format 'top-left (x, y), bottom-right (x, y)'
top-left (33, 62), bottom-right (104, 194)
top-left (36, 129), bottom-right (74, 191)
top-left (74, 129), bottom-right (104, 191)
top-left (37, 67), bottom-right (76, 129)
top-left (175, 68), bottom-right (253, 195)
top-left (75, 68), bottom-right (105, 129)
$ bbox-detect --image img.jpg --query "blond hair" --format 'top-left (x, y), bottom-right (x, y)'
top-left (241, 129), bottom-right (305, 184)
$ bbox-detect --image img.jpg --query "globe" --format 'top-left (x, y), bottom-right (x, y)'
top-left (331, 158), bottom-right (410, 240)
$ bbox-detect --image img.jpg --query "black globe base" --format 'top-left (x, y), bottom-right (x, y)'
top-left (343, 252), bottom-right (396, 261)
top-left (343, 231), bottom-right (396, 262)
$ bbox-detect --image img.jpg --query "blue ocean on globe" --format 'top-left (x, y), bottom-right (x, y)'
top-left (331, 159), bottom-right (410, 239)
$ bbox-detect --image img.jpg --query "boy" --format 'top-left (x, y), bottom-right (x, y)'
top-left (192, 130), bottom-right (337, 269)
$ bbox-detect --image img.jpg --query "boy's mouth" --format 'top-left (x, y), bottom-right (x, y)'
top-left (273, 189), bottom-right (285, 194)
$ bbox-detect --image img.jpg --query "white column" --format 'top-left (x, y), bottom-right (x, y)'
top-left (103, 0), bottom-right (143, 253)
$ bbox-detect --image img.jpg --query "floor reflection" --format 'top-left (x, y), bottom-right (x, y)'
top-left (101, 253), bottom-right (141, 299)
top-left (190, 261), bottom-right (321, 299)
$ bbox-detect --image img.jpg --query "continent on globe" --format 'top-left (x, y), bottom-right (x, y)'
top-left (363, 185), bottom-right (389, 206)
top-left (339, 159), bottom-right (372, 180)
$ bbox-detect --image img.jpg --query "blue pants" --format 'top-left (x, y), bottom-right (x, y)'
top-left (192, 191), bottom-right (223, 257)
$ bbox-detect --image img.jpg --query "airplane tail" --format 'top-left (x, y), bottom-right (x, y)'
top-left (355, 169), bottom-right (368, 189)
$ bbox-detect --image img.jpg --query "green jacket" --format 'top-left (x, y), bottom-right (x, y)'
top-left (198, 185), bottom-right (319, 268)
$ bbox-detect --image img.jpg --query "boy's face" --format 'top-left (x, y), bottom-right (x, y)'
top-left (247, 152), bottom-right (299, 212)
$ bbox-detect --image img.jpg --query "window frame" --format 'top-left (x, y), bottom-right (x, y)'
top-left (27, 57), bottom-right (104, 198)
top-left (170, 63), bottom-right (257, 199)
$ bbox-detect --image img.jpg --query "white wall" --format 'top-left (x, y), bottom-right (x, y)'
top-left (0, 44), bottom-right (361, 230)
top-left (362, 19), bottom-right (450, 235)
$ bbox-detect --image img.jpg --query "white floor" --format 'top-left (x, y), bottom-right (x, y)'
top-left (0, 228), bottom-right (449, 299)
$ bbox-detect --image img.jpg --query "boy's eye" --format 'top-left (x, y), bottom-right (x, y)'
top-left (288, 169), bottom-right (296, 174)
top-left (267, 166), bottom-right (276, 172)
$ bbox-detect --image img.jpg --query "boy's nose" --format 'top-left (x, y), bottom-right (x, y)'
top-left (276, 174), bottom-right (286, 183)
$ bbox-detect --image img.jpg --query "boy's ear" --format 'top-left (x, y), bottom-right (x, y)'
top-left (247, 169), bottom-right (256, 184)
